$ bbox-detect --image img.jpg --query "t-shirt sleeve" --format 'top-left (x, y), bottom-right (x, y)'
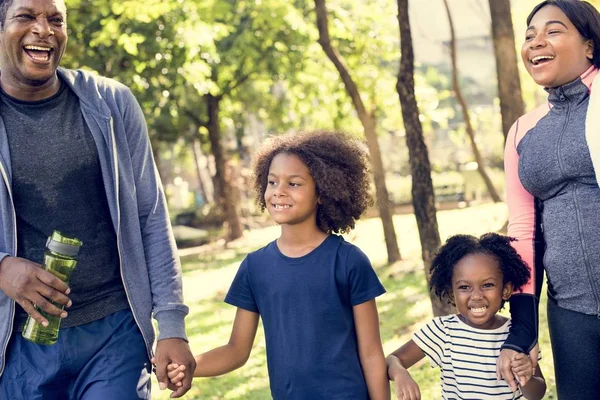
top-left (224, 258), bottom-right (259, 313)
top-left (347, 245), bottom-right (386, 306)
top-left (412, 317), bottom-right (447, 368)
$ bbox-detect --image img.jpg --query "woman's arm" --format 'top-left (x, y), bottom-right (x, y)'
top-left (499, 119), bottom-right (542, 390)
top-left (386, 340), bottom-right (426, 400)
top-left (353, 299), bottom-right (390, 400)
top-left (192, 308), bottom-right (260, 377)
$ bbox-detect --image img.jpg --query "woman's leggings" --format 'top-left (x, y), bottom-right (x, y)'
top-left (547, 297), bottom-right (600, 399)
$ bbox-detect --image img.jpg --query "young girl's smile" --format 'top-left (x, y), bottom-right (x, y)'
top-left (264, 153), bottom-right (320, 227)
top-left (452, 253), bottom-right (513, 330)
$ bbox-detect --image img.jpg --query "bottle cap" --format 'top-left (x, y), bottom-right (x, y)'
top-left (46, 235), bottom-right (82, 257)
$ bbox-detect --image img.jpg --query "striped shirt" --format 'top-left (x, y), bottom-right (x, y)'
top-left (413, 315), bottom-right (540, 400)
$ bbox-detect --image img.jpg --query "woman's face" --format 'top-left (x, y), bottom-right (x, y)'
top-left (521, 5), bottom-right (593, 88)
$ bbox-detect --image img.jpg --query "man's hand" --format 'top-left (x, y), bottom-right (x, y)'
top-left (154, 338), bottom-right (196, 398)
top-left (0, 256), bottom-right (71, 326)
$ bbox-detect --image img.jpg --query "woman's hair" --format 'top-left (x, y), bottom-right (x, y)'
top-left (252, 130), bottom-right (373, 234)
top-left (429, 233), bottom-right (530, 305)
top-left (527, 0), bottom-right (600, 68)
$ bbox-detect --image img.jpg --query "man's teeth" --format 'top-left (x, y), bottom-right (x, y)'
top-left (24, 45), bottom-right (51, 51)
top-left (531, 55), bottom-right (555, 64)
top-left (470, 307), bottom-right (487, 313)
top-left (273, 204), bottom-right (291, 209)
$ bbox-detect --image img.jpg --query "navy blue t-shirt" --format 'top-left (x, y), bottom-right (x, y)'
top-left (225, 234), bottom-right (386, 399)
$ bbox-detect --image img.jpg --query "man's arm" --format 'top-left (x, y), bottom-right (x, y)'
top-left (118, 88), bottom-right (193, 398)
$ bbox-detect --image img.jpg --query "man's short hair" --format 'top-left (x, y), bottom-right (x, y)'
top-left (0, 0), bottom-right (14, 30)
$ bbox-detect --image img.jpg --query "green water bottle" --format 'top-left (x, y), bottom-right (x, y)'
top-left (22, 231), bottom-right (82, 345)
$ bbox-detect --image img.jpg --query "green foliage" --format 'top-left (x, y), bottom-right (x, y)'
top-left (151, 204), bottom-right (557, 399)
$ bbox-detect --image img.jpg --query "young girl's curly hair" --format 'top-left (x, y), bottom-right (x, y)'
top-left (252, 130), bottom-right (373, 234)
top-left (429, 233), bottom-right (530, 305)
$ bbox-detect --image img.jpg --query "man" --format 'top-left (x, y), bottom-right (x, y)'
top-left (0, 0), bottom-right (195, 398)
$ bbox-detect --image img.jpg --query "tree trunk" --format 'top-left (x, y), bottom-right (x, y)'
top-left (397, 0), bottom-right (452, 317)
top-left (206, 94), bottom-right (243, 240)
top-left (443, 0), bottom-right (502, 203)
top-left (489, 0), bottom-right (525, 141)
top-left (314, 0), bottom-right (401, 263)
top-left (191, 138), bottom-right (210, 205)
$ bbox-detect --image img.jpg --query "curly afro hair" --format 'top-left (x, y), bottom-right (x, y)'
top-left (252, 130), bottom-right (373, 234)
top-left (429, 233), bottom-right (530, 306)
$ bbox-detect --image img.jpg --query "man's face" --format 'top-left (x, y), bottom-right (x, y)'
top-left (0, 0), bottom-right (67, 91)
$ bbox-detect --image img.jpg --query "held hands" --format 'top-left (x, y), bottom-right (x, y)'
top-left (153, 338), bottom-right (196, 398)
top-left (510, 352), bottom-right (534, 386)
top-left (496, 344), bottom-right (539, 391)
top-left (0, 256), bottom-right (71, 325)
top-left (392, 368), bottom-right (421, 400)
top-left (166, 363), bottom-right (186, 386)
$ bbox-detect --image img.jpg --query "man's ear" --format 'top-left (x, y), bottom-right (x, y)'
top-left (502, 282), bottom-right (514, 301)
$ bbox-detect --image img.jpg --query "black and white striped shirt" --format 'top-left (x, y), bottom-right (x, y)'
top-left (413, 315), bottom-right (540, 400)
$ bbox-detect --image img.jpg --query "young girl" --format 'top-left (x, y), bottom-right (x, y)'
top-left (161, 130), bottom-right (389, 399)
top-left (386, 233), bottom-right (546, 400)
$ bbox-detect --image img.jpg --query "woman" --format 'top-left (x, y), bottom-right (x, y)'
top-left (499, 1), bottom-right (600, 398)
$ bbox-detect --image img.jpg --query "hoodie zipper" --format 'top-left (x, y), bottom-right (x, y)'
top-left (0, 161), bottom-right (17, 378)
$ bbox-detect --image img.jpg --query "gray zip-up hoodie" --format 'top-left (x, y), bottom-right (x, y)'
top-left (517, 76), bottom-right (600, 316)
top-left (0, 68), bottom-right (189, 376)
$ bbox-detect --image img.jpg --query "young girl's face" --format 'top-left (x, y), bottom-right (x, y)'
top-left (521, 5), bottom-right (593, 88)
top-left (451, 253), bottom-right (513, 330)
top-left (264, 153), bottom-right (319, 228)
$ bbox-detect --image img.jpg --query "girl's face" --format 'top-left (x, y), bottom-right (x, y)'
top-left (521, 5), bottom-right (593, 88)
top-left (264, 153), bottom-right (320, 229)
top-left (451, 253), bottom-right (513, 330)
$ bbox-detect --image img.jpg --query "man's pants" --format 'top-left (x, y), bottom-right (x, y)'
top-left (0, 309), bottom-right (151, 399)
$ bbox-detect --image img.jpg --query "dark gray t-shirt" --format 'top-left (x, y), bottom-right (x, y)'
top-left (0, 80), bottom-right (129, 329)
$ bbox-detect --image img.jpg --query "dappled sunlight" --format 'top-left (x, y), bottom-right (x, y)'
top-left (157, 203), bottom-right (562, 399)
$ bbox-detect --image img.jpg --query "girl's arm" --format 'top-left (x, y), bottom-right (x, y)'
top-left (353, 299), bottom-right (390, 400)
top-left (521, 365), bottom-right (546, 400)
top-left (193, 308), bottom-right (259, 377)
top-left (386, 340), bottom-right (426, 400)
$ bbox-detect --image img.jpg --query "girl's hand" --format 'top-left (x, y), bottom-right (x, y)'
top-left (510, 352), bottom-right (533, 387)
top-left (167, 363), bottom-right (186, 386)
top-left (392, 368), bottom-right (421, 400)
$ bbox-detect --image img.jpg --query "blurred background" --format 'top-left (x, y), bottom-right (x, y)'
top-left (60, 0), bottom-right (597, 398)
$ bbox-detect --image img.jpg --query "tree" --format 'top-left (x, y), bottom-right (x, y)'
top-left (396, 0), bottom-right (452, 316)
top-left (489, 0), bottom-right (525, 140)
top-left (314, 0), bottom-right (401, 263)
top-left (443, 0), bottom-right (502, 203)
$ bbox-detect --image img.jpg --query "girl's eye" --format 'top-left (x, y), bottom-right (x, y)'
top-left (289, 182), bottom-right (300, 187)
top-left (483, 283), bottom-right (495, 288)
top-left (548, 29), bottom-right (561, 34)
top-left (267, 180), bottom-right (276, 186)
top-left (458, 285), bottom-right (469, 290)
top-left (525, 34), bottom-right (534, 41)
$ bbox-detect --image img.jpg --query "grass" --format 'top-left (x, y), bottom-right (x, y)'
top-left (152, 203), bottom-right (557, 399)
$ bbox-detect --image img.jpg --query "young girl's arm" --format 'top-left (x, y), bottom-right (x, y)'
top-left (386, 340), bottom-right (426, 400)
top-left (164, 307), bottom-right (259, 383)
top-left (353, 299), bottom-right (390, 400)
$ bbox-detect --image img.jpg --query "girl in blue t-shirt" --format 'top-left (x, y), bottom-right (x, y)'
top-left (160, 130), bottom-right (389, 399)
top-left (386, 233), bottom-right (546, 400)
